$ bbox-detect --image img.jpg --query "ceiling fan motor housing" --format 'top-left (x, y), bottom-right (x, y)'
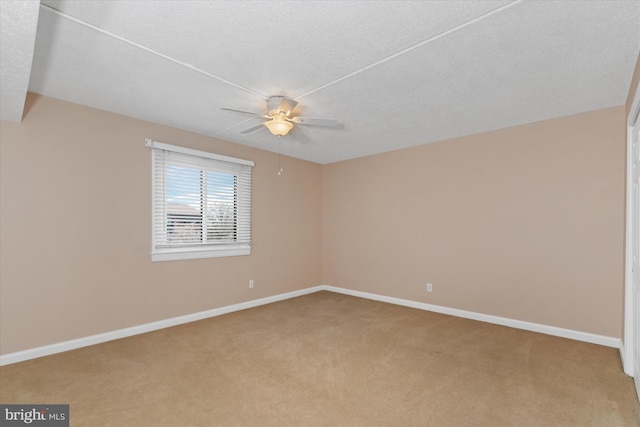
top-left (267, 96), bottom-right (298, 118)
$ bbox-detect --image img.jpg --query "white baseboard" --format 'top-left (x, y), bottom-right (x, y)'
top-left (0, 284), bottom-right (621, 366)
top-left (321, 285), bottom-right (622, 349)
top-left (619, 343), bottom-right (636, 378)
top-left (0, 286), bottom-right (324, 366)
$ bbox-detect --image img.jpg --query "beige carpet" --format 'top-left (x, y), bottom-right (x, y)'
top-left (1, 291), bottom-right (639, 426)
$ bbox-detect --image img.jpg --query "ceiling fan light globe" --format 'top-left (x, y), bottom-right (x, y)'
top-left (264, 119), bottom-right (293, 136)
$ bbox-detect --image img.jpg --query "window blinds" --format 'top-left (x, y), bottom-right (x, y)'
top-left (147, 139), bottom-right (254, 261)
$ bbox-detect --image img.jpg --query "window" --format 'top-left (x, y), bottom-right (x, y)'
top-left (146, 139), bottom-right (254, 261)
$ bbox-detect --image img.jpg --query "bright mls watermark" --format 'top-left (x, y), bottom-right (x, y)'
top-left (1, 405), bottom-right (68, 426)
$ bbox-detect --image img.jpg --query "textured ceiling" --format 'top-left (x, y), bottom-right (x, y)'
top-left (1, 1), bottom-right (639, 164)
top-left (0, 0), bottom-right (39, 122)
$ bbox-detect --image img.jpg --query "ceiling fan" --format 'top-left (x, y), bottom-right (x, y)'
top-left (222, 96), bottom-right (339, 136)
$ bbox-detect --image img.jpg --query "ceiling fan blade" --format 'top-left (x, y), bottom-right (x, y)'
top-left (289, 126), bottom-right (313, 144)
top-left (221, 107), bottom-right (267, 118)
top-left (239, 123), bottom-right (266, 134)
top-left (290, 116), bottom-right (340, 127)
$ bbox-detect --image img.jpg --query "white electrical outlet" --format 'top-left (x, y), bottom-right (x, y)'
top-left (426, 283), bottom-right (433, 292)
top-left (249, 280), bottom-right (254, 289)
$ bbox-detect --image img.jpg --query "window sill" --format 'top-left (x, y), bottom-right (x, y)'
top-left (151, 246), bottom-right (250, 262)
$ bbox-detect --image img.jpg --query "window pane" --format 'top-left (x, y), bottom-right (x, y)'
top-left (163, 166), bottom-right (239, 245)
top-left (205, 172), bottom-right (237, 242)
top-left (166, 165), bottom-right (202, 245)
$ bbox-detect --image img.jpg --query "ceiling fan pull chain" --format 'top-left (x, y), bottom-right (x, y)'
top-left (278, 137), bottom-right (284, 176)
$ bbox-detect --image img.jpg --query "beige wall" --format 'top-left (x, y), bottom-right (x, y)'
top-left (0, 91), bottom-right (630, 356)
top-left (0, 94), bottom-right (323, 354)
top-left (323, 106), bottom-right (626, 338)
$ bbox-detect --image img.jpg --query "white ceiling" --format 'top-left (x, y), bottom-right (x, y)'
top-left (1, 1), bottom-right (639, 164)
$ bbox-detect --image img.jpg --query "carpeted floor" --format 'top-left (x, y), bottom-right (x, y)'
top-left (1, 291), bottom-right (639, 426)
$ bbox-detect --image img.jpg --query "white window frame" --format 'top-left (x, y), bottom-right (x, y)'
top-left (146, 139), bottom-right (254, 262)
